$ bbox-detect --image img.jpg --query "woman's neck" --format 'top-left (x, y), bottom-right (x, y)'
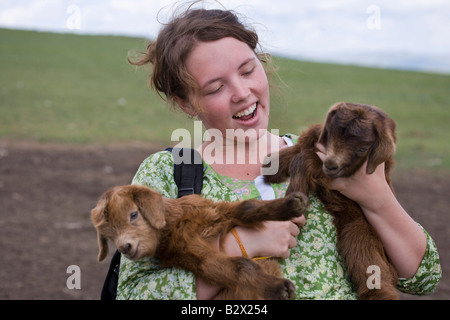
top-left (198, 132), bottom-right (287, 180)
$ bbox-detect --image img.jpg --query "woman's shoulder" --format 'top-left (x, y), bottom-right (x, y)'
top-left (134, 150), bottom-right (174, 177)
top-left (132, 149), bottom-right (177, 198)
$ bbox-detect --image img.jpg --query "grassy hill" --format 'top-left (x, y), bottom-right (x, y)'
top-left (1, 28), bottom-right (449, 170)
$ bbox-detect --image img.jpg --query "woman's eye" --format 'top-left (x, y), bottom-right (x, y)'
top-left (242, 67), bottom-right (255, 76)
top-left (130, 211), bottom-right (139, 222)
top-left (207, 85), bottom-right (223, 95)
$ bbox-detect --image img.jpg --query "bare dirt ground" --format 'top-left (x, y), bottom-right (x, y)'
top-left (0, 141), bottom-right (448, 300)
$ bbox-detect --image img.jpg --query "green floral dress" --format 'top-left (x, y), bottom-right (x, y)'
top-left (117, 135), bottom-right (441, 300)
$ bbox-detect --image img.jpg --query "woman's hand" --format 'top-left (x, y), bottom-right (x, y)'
top-left (315, 142), bottom-right (391, 212)
top-left (196, 215), bottom-right (304, 299)
top-left (228, 216), bottom-right (305, 259)
top-left (314, 142), bottom-right (427, 278)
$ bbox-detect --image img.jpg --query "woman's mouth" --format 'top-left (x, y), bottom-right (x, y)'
top-left (232, 103), bottom-right (258, 121)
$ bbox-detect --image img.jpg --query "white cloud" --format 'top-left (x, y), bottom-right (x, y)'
top-left (0, 0), bottom-right (65, 30)
top-left (1, 0), bottom-right (449, 72)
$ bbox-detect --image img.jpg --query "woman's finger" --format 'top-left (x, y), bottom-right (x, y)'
top-left (314, 142), bottom-right (326, 162)
top-left (291, 215), bottom-right (306, 228)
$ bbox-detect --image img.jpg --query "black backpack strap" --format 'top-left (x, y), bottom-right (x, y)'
top-left (100, 250), bottom-right (121, 300)
top-left (168, 147), bottom-right (203, 197)
top-left (99, 147), bottom-right (203, 300)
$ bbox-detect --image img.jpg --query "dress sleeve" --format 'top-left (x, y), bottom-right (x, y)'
top-left (116, 151), bottom-right (197, 300)
top-left (397, 225), bottom-right (442, 296)
top-left (131, 150), bottom-right (178, 198)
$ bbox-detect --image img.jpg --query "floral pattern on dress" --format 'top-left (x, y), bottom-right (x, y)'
top-left (116, 136), bottom-right (442, 300)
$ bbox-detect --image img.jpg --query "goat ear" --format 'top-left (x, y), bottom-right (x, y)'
top-left (367, 117), bottom-right (397, 174)
top-left (97, 233), bottom-right (109, 262)
top-left (91, 192), bottom-right (111, 262)
top-left (132, 186), bottom-right (166, 230)
top-left (286, 152), bottom-right (311, 195)
top-left (318, 124), bottom-right (328, 145)
top-left (318, 107), bottom-right (338, 145)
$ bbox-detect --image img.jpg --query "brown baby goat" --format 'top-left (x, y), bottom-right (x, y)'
top-left (91, 184), bottom-right (308, 300)
top-left (264, 102), bottom-right (399, 299)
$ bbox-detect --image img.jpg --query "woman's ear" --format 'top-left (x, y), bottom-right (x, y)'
top-left (174, 96), bottom-right (197, 117)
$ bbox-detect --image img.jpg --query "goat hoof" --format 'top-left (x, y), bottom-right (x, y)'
top-left (281, 279), bottom-right (296, 300)
top-left (266, 279), bottom-right (296, 300)
top-left (285, 192), bottom-right (308, 216)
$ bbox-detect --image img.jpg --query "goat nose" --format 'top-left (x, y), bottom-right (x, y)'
top-left (324, 158), bottom-right (339, 171)
top-left (119, 243), bottom-right (132, 255)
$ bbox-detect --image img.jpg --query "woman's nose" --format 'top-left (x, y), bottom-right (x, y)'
top-left (230, 80), bottom-right (250, 103)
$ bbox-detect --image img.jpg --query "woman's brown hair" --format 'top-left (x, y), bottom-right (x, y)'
top-left (129, 7), bottom-right (275, 111)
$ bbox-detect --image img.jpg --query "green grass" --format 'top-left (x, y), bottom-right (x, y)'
top-left (1, 28), bottom-right (449, 170)
top-left (269, 57), bottom-right (450, 170)
top-left (0, 28), bottom-right (192, 144)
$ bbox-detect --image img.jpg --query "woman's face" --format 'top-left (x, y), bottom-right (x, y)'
top-left (182, 37), bottom-right (270, 140)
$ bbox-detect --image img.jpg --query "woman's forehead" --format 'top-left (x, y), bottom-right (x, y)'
top-left (185, 37), bottom-right (256, 86)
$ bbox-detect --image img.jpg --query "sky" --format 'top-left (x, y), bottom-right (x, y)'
top-left (1, 0), bottom-right (450, 73)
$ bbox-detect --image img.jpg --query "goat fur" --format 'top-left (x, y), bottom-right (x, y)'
top-left (91, 184), bottom-right (308, 300)
top-left (264, 102), bottom-right (399, 299)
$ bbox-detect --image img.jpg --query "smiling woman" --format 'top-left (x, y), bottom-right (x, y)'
top-left (116, 4), bottom-right (441, 301)
top-left (128, 8), bottom-right (277, 111)
top-left (181, 37), bottom-right (270, 133)
top-left (128, 8), bottom-right (285, 179)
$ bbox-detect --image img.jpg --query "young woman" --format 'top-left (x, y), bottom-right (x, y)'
top-left (117, 7), bottom-right (441, 300)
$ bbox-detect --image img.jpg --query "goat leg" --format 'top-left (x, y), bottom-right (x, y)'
top-left (222, 191), bottom-right (308, 226)
top-left (201, 254), bottom-right (295, 300)
top-left (335, 215), bottom-right (399, 300)
top-left (162, 241), bottom-right (295, 300)
top-left (263, 144), bottom-right (301, 184)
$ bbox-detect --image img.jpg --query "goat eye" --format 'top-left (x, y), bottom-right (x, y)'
top-left (357, 146), bottom-right (369, 153)
top-left (130, 211), bottom-right (139, 222)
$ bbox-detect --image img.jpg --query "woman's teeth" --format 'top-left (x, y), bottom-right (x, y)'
top-left (233, 103), bottom-right (257, 119)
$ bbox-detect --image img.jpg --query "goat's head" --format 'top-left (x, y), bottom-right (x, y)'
top-left (317, 102), bottom-right (397, 178)
top-left (90, 185), bottom-right (166, 261)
